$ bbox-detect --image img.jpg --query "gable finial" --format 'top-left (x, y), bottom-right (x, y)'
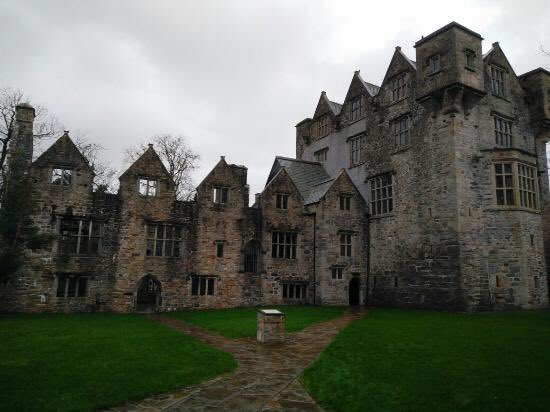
top-left (148, 143), bottom-right (153, 148)
top-left (492, 41), bottom-right (499, 48)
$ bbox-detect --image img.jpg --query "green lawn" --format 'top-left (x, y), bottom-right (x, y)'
top-left (168, 305), bottom-right (347, 338)
top-left (0, 313), bottom-right (236, 412)
top-left (301, 309), bottom-right (550, 412)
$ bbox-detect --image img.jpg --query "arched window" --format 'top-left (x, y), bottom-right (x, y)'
top-left (244, 241), bottom-right (262, 273)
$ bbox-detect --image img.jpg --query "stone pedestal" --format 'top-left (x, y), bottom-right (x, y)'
top-left (257, 309), bottom-right (285, 343)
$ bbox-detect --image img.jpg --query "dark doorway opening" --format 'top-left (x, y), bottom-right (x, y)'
top-left (136, 275), bottom-right (161, 313)
top-left (349, 277), bottom-right (360, 306)
top-left (244, 240), bottom-right (262, 273)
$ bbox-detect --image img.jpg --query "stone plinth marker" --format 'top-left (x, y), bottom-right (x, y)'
top-left (257, 309), bottom-right (285, 343)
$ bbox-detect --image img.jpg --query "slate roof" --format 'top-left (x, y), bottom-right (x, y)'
top-left (266, 157), bottom-right (332, 204)
top-left (328, 100), bottom-right (342, 115)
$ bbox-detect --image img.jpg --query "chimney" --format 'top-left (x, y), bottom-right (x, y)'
top-left (9, 103), bottom-right (35, 171)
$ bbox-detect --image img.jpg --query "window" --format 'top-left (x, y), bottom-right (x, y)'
top-left (465, 50), bottom-right (476, 69)
top-left (391, 73), bottom-right (408, 102)
top-left (349, 135), bottom-right (366, 166)
top-left (276, 193), bottom-right (289, 209)
top-left (339, 232), bottom-right (352, 257)
top-left (272, 231), bottom-right (297, 259)
top-left (331, 267), bottom-right (343, 280)
top-left (428, 54), bottom-right (441, 74)
top-left (339, 194), bottom-right (351, 211)
top-left (494, 162), bottom-right (539, 210)
top-left (146, 224), bottom-right (184, 257)
top-left (56, 274), bottom-right (87, 298)
top-left (490, 66), bottom-right (506, 97)
top-left (58, 218), bottom-right (102, 255)
top-left (51, 168), bottom-right (72, 186)
top-left (314, 148), bottom-right (328, 162)
top-left (191, 276), bottom-right (215, 296)
top-left (369, 173), bottom-right (393, 216)
top-left (139, 178), bottom-right (158, 196)
top-left (350, 96), bottom-right (363, 121)
top-left (282, 283), bottom-right (307, 300)
top-left (518, 164), bottom-right (538, 210)
top-left (213, 187), bottom-right (228, 204)
top-left (494, 116), bottom-right (513, 147)
top-left (244, 241), bottom-right (262, 273)
top-left (393, 116), bottom-right (410, 148)
top-left (216, 241), bottom-right (224, 258)
top-left (318, 115), bottom-right (329, 138)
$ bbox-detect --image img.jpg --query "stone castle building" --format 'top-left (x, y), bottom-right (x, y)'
top-left (1, 22), bottom-right (549, 313)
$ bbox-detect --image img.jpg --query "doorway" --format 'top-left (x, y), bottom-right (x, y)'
top-left (136, 275), bottom-right (161, 312)
top-left (349, 277), bottom-right (360, 306)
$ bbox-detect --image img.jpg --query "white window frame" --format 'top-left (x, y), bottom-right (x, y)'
top-left (139, 178), bottom-right (158, 197)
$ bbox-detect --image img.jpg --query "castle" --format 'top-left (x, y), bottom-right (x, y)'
top-left (1, 22), bottom-right (549, 313)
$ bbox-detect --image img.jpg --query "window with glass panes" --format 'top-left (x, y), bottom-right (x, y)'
top-left (339, 232), bottom-right (352, 257)
top-left (213, 187), bottom-right (228, 204)
top-left (271, 231), bottom-right (297, 259)
top-left (58, 218), bottom-right (102, 255)
top-left (314, 148), bottom-right (328, 162)
top-left (494, 163), bottom-right (515, 206)
top-left (331, 267), bottom-right (343, 280)
top-left (393, 116), bottom-right (410, 148)
top-left (339, 194), bottom-right (351, 210)
top-left (429, 54), bottom-right (441, 73)
top-left (391, 73), bottom-right (408, 102)
top-left (349, 135), bottom-right (366, 166)
top-left (490, 66), bottom-right (506, 97)
top-left (350, 96), bottom-right (363, 121)
top-left (56, 274), bottom-right (87, 298)
top-left (318, 115), bottom-right (329, 137)
top-left (493, 116), bottom-right (513, 147)
top-left (276, 193), bottom-right (289, 209)
top-left (146, 223), bottom-right (184, 257)
top-left (369, 173), bottom-right (393, 215)
top-left (518, 164), bottom-right (538, 209)
top-left (191, 276), bottom-right (215, 296)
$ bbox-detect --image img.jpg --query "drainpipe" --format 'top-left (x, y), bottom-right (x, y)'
top-left (365, 211), bottom-right (370, 306)
top-left (312, 212), bottom-right (317, 305)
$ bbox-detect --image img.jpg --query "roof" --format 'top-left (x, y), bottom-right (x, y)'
top-left (328, 100), bottom-right (342, 115)
top-left (266, 157), bottom-right (332, 203)
top-left (356, 72), bottom-right (381, 96)
top-left (518, 67), bottom-right (550, 79)
top-left (397, 48), bottom-right (417, 70)
top-left (414, 22), bottom-right (483, 48)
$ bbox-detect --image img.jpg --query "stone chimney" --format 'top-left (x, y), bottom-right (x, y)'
top-left (9, 103), bottom-right (35, 171)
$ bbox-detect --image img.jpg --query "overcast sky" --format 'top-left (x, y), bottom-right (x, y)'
top-left (1, 0), bottom-right (549, 196)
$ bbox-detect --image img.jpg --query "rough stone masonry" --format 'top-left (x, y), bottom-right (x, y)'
top-left (1, 22), bottom-right (548, 313)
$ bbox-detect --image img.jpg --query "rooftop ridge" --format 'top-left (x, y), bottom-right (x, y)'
top-left (414, 21), bottom-right (483, 48)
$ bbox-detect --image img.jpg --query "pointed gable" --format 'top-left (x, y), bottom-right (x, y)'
top-left (344, 71), bottom-right (380, 103)
top-left (119, 144), bottom-right (172, 184)
top-left (380, 46), bottom-right (417, 89)
top-left (33, 131), bottom-right (93, 173)
top-left (313, 91), bottom-right (341, 118)
top-left (483, 42), bottom-right (518, 77)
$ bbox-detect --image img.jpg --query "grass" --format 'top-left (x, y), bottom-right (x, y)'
top-left (167, 305), bottom-right (347, 338)
top-left (301, 309), bottom-right (550, 412)
top-left (0, 313), bottom-right (237, 412)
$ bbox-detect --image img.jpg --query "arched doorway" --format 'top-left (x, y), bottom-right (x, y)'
top-left (136, 275), bottom-right (161, 313)
top-left (244, 240), bottom-right (262, 273)
top-left (349, 277), bottom-right (360, 306)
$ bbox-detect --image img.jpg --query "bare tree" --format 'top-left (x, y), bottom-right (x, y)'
top-left (125, 134), bottom-right (199, 200)
top-left (72, 133), bottom-right (118, 193)
top-left (0, 87), bottom-right (58, 199)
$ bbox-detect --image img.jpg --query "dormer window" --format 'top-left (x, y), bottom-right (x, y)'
top-left (318, 115), bottom-right (329, 138)
top-left (51, 168), bottom-right (72, 186)
top-left (350, 96), bottom-right (363, 121)
top-left (428, 54), bottom-right (441, 74)
top-left (490, 66), bottom-right (506, 97)
top-left (139, 178), bottom-right (158, 197)
top-left (391, 73), bottom-right (408, 102)
top-left (276, 193), bottom-right (289, 209)
top-left (213, 187), bottom-right (228, 204)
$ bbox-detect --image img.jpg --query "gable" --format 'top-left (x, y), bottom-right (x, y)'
top-left (380, 47), bottom-right (416, 90)
top-left (483, 43), bottom-right (519, 80)
top-left (343, 71), bottom-right (379, 104)
top-left (313, 92), bottom-right (341, 119)
top-left (33, 132), bottom-right (93, 173)
top-left (196, 156), bottom-right (245, 192)
top-left (119, 145), bottom-right (172, 184)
